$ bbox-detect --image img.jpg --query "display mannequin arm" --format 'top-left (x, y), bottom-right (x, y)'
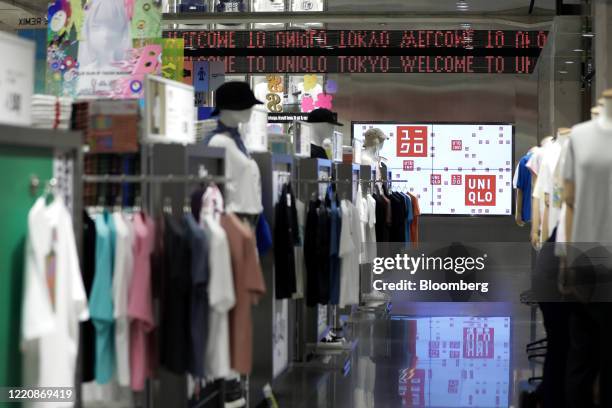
top-left (541, 193), bottom-right (550, 241)
top-left (563, 180), bottom-right (575, 243)
top-left (515, 190), bottom-right (525, 226)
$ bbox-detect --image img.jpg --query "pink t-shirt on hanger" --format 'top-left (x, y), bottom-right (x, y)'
top-left (128, 212), bottom-right (156, 391)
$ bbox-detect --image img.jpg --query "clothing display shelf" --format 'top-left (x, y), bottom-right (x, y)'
top-left (0, 124), bottom-right (83, 397)
top-left (251, 152), bottom-right (293, 407)
top-left (295, 157), bottom-right (333, 364)
top-left (147, 144), bottom-right (227, 408)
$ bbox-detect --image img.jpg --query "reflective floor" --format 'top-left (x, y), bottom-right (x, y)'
top-left (273, 302), bottom-right (541, 408)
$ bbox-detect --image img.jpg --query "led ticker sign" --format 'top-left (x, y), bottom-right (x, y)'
top-left (185, 55), bottom-right (540, 74)
top-left (163, 29), bottom-right (548, 74)
top-left (164, 29), bottom-right (548, 50)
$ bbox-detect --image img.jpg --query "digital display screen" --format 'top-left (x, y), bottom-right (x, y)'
top-left (353, 122), bottom-right (514, 216)
top-left (164, 30), bottom-right (547, 74)
top-left (165, 29), bottom-right (547, 50)
top-left (395, 316), bottom-right (511, 407)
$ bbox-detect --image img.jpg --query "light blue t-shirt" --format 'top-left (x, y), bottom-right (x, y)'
top-left (89, 211), bottom-right (116, 384)
top-left (403, 193), bottom-right (413, 243)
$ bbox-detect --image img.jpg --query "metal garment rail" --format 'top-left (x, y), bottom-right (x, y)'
top-left (82, 174), bottom-right (228, 183)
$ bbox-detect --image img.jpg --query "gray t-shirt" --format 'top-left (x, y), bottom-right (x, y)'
top-left (563, 120), bottom-right (612, 243)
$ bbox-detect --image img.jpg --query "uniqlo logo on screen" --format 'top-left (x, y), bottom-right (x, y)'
top-left (463, 327), bottom-right (494, 359)
top-left (397, 126), bottom-right (428, 157)
top-left (430, 174), bottom-right (441, 185)
top-left (403, 160), bottom-right (414, 171)
top-left (451, 140), bottom-right (462, 151)
top-left (451, 175), bottom-right (462, 185)
top-left (465, 175), bottom-right (496, 206)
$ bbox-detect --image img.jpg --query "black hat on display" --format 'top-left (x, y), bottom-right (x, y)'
top-left (212, 82), bottom-right (263, 116)
top-left (306, 108), bottom-right (343, 127)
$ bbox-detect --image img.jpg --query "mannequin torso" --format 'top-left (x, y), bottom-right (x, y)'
top-left (309, 122), bottom-right (334, 159)
top-left (563, 94), bottom-right (612, 243)
top-left (207, 108), bottom-right (263, 215)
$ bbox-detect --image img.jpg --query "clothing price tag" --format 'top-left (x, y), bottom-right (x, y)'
top-left (286, 193), bottom-right (292, 206)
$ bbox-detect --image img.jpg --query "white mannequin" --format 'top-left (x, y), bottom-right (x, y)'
top-left (208, 107), bottom-right (263, 215)
top-left (310, 122), bottom-right (334, 147)
top-left (564, 90), bottom-right (612, 242)
top-left (598, 93), bottom-right (612, 129)
top-left (218, 108), bottom-right (253, 128)
top-left (361, 128), bottom-right (387, 179)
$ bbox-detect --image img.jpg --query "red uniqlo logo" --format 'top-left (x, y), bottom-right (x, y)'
top-left (463, 327), bottom-right (494, 359)
top-left (448, 380), bottom-right (459, 394)
top-left (451, 140), bottom-right (462, 151)
top-left (397, 126), bottom-right (428, 157)
top-left (403, 160), bottom-right (414, 171)
top-left (451, 175), bottom-right (462, 185)
top-left (430, 174), bottom-right (441, 185)
top-left (465, 175), bottom-right (496, 206)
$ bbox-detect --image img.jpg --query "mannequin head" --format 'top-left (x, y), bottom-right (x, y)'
top-left (218, 108), bottom-right (253, 128)
top-left (599, 89), bottom-right (612, 128)
top-left (363, 128), bottom-right (387, 152)
top-left (310, 122), bottom-right (335, 146)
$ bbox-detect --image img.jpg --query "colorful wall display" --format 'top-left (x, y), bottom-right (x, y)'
top-left (352, 122), bottom-right (514, 215)
top-left (46, 0), bottom-right (163, 98)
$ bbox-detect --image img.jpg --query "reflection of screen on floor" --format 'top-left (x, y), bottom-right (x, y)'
top-left (398, 317), bottom-right (510, 407)
top-left (352, 123), bottom-right (513, 215)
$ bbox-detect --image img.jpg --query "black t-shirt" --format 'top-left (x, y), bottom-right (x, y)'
top-left (304, 199), bottom-right (332, 306)
top-left (310, 144), bottom-right (329, 160)
top-left (274, 183), bottom-right (300, 299)
top-left (389, 192), bottom-right (407, 242)
top-left (80, 211), bottom-right (96, 382)
top-left (160, 215), bottom-right (192, 374)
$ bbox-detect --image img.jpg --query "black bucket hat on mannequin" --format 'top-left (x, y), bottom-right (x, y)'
top-left (306, 108), bottom-right (343, 126)
top-left (212, 82), bottom-right (263, 116)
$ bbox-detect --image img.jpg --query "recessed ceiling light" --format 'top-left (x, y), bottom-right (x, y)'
top-left (559, 70), bottom-right (568, 74)
top-left (582, 33), bottom-right (595, 38)
top-left (565, 60), bottom-right (575, 64)
top-left (573, 48), bottom-right (584, 52)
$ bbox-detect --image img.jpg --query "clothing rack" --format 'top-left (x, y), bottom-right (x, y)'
top-left (82, 174), bottom-right (228, 183)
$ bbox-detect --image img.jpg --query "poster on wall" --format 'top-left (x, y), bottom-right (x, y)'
top-left (46, 0), bottom-right (162, 99)
top-left (144, 75), bottom-right (195, 144)
top-left (352, 122), bottom-right (513, 215)
top-left (0, 32), bottom-right (34, 126)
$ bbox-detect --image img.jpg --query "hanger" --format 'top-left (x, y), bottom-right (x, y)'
top-left (183, 196), bottom-right (191, 214)
top-left (163, 197), bottom-right (173, 215)
top-left (113, 194), bottom-right (122, 213)
top-left (43, 177), bottom-right (58, 203)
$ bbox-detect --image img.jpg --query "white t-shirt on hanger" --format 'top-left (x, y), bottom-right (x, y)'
top-left (112, 212), bottom-right (134, 387)
top-left (339, 200), bottom-right (362, 307)
top-left (22, 197), bottom-right (89, 403)
top-left (201, 214), bottom-right (235, 379)
top-left (207, 133), bottom-right (263, 215)
top-left (532, 139), bottom-right (562, 240)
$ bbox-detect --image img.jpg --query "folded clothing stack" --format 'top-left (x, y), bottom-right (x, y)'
top-left (31, 94), bottom-right (73, 130)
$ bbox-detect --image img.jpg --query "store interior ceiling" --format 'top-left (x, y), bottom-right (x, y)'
top-left (0, 0), bottom-right (585, 30)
